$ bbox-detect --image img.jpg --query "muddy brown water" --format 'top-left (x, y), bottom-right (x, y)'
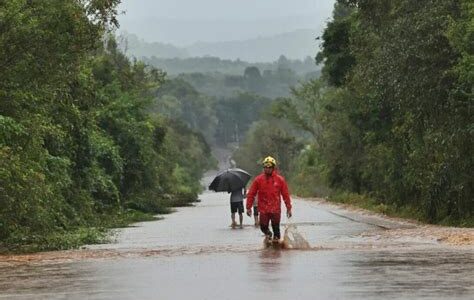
top-left (0, 175), bottom-right (473, 299)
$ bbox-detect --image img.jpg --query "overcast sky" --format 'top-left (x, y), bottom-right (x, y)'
top-left (117, 0), bottom-right (336, 46)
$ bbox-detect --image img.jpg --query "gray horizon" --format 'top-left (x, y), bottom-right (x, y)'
top-left (117, 0), bottom-right (335, 46)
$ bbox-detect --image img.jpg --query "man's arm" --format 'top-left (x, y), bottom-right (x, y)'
top-left (245, 178), bottom-right (258, 216)
top-left (280, 177), bottom-right (292, 217)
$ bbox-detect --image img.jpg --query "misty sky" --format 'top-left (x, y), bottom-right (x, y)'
top-left (117, 0), bottom-right (336, 46)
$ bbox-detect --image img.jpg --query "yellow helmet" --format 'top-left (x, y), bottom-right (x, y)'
top-left (262, 156), bottom-right (277, 167)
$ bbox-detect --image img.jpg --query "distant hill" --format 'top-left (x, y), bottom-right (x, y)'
top-left (119, 29), bottom-right (320, 62)
top-left (118, 32), bottom-right (189, 59)
top-left (186, 29), bottom-right (319, 62)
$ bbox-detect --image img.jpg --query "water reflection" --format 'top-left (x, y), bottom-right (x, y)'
top-left (258, 247), bottom-right (283, 271)
top-left (251, 247), bottom-right (283, 295)
top-left (344, 249), bottom-right (474, 299)
top-left (0, 262), bottom-right (96, 299)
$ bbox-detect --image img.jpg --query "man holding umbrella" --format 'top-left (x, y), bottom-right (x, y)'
top-left (246, 156), bottom-right (292, 243)
top-left (209, 167), bottom-right (252, 228)
top-left (229, 187), bottom-right (245, 229)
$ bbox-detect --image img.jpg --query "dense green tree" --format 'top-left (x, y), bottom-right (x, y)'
top-left (153, 78), bottom-right (218, 144)
top-left (305, 0), bottom-right (474, 224)
top-left (214, 93), bottom-right (272, 146)
top-left (316, 2), bottom-right (355, 86)
top-left (0, 1), bottom-right (215, 251)
top-left (0, 0), bottom-right (121, 247)
top-left (244, 66), bottom-right (264, 92)
top-left (233, 118), bottom-right (304, 177)
top-left (244, 66), bottom-right (262, 79)
top-left (272, 79), bottom-right (327, 143)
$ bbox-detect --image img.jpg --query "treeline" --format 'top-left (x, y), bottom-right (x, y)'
top-left (145, 57), bottom-right (310, 146)
top-left (142, 55), bottom-right (320, 76)
top-left (235, 0), bottom-right (473, 225)
top-left (152, 77), bottom-right (273, 146)
top-left (177, 66), bottom-right (318, 99)
top-left (0, 1), bottom-right (214, 252)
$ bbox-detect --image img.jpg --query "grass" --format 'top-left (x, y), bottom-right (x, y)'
top-left (326, 191), bottom-right (474, 227)
top-left (0, 192), bottom-right (202, 254)
top-left (438, 215), bottom-right (474, 228)
top-left (0, 209), bottom-right (163, 254)
top-left (0, 227), bottom-right (109, 253)
top-left (0, 192), bottom-right (203, 254)
top-left (328, 191), bottom-right (425, 220)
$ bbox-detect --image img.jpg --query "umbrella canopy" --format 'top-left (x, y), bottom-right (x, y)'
top-left (209, 168), bottom-right (251, 192)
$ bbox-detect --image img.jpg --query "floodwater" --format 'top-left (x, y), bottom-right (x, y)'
top-left (0, 176), bottom-right (473, 299)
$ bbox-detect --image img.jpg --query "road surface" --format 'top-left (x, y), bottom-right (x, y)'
top-left (0, 173), bottom-right (473, 299)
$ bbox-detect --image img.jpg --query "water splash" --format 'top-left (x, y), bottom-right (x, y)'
top-left (282, 221), bottom-right (311, 250)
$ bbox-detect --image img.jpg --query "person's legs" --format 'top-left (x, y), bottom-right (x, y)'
top-left (270, 213), bottom-right (282, 240)
top-left (259, 213), bottom-right (272, 238)
top-left (237, 201), bottom-right (244, 228)
top-left (253, 206), bottom-right (259, 226)
top-left (230, 202), bottom-right (237, 228)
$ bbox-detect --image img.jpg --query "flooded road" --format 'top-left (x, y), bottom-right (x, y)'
top-left (1, 182), bottom-right (473, 299)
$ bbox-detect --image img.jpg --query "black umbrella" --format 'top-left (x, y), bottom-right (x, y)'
top-left (209, 168), bottom-right (251, 192)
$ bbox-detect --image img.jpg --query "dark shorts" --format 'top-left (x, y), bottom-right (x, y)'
top-left (253, 206), bottom-right (259, 216)
top-left (230, 201), bottom-right (244, 214)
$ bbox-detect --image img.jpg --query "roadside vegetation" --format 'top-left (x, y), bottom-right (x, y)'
top-left (234, 0), bottom-right (473, 227)
top-left (1, 0), bottom-right (472, 253)
top-left (0, 1), bottom-right (215, 253)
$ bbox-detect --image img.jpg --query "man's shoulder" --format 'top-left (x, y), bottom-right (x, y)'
top-left (275, 173), bottom-right (287, 182)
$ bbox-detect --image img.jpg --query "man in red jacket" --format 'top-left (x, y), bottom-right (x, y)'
top-left (246, 156), bottom-right (292, 242)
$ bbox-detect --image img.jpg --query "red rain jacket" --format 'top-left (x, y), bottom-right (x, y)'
top-left (246, 170), bottom-right (292, 214)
